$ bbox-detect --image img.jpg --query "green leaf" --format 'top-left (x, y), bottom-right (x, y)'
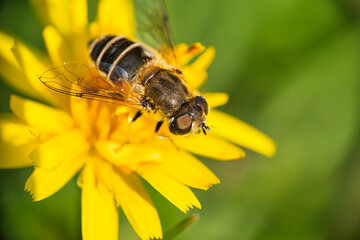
top-left (164, 214), bottom-right (200, 240)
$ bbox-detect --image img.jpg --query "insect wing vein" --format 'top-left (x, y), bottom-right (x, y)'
top-left (39, 63), bottom-right (142, 106)
top-left (134, 0), bottom-right (179, 68)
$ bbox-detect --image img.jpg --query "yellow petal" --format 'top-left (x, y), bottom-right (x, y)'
top-left (116, 170), bottom-right (162, 240)
top-left (165, 43), bottom-right (205, 67)
top-left (202, 92), bottom-right (229, 108)
top-left (208, 110), bottom-right (276, 157)
top-left (160, 151), bottom-right (220, 190)
top-left (70, 97), bottom-right (92, 137)
top-left (11, 39), bottom-right (63, 105)
top-left (0, 32), bottom-right (18, 67)
top-left (94, 103), bottom-right (113, 141)
top-left (97, 161), bottom-right (162, 240)
top-left (0, 115), bottom-right (38, 146)
top-left (95, 141), bottom-right (163, 166)
top-left (69, 0), bottom-right (88, 35)
top-left (30, 0), bottom-right (87, 37)
top-left (0, 31), bottom-right (38, 97)
top-left (173, 134), bottom-right (246, 161)
top-left (25, 130), bottom-right (88, 201)
top-left (137, 164), bottom-right (201, 213)
top-left (30, 130), bottom-right (89, 170)
top-left (183, 47), bottom-right (215, 89)
top-left (0, 142), bottom-right (35, 169)
top-left (81, 160), bottom-right (118, 240)
top-left (92, 0), bottom-right (135, 38)
top-left (0, 116), bottom-right (38, 168)
top-left (178, 43), bottom-right (205, 66)
top-left (43, 26), bottom-right (70, 65)
top-left (10, 95), bottom-right (74, 135)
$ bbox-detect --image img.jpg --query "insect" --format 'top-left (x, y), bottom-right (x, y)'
top-left (40, 0), bottom-right (210, 135)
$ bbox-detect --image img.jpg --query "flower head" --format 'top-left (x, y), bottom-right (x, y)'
top-left (0, 0), bottom-right (276, 239)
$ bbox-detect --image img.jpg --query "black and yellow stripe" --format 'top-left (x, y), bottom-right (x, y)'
top-left (89, 35), bottom-right (153, 82)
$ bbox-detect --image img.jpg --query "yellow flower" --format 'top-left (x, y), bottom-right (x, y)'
top-left (0, 0), bottom-right (276, 239)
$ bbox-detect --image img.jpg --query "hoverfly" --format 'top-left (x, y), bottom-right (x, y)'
top-left (40, 0), bottom-right (210, 136)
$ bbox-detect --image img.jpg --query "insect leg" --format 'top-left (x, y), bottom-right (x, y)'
top-left (155, 120), bottom-right (164, 133)
top-left (131, 111), bottom-right (142, 122)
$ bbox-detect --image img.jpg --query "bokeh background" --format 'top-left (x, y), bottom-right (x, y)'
top-left (0, 0), bottom-right (359, 239)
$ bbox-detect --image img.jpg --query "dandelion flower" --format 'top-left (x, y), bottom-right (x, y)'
top-left (0, 0), bottom-right (276, 239)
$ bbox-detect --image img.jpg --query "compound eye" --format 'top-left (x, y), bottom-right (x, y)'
top-left (169, 112), bottom-right (193, 135)
top-left (195, 96), bottom-right (209, 115)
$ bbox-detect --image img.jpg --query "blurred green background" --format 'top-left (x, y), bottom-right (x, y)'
top-left (0, 0), bottom-right (359, 239)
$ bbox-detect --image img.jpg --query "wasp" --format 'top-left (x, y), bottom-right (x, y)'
top-left (40, 0), bottom-right (210, 136)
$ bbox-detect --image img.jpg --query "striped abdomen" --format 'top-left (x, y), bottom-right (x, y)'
top-left (89, 35), bottom-right (153, 82)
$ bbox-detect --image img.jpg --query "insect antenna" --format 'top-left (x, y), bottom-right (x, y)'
top-left (202, 124), bottom-right (211, 135)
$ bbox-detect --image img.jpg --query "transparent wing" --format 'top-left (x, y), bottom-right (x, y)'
top-left (134, 0), bottom-right (179, 67)
top-left (39, 63), bottom-right (143, 106)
